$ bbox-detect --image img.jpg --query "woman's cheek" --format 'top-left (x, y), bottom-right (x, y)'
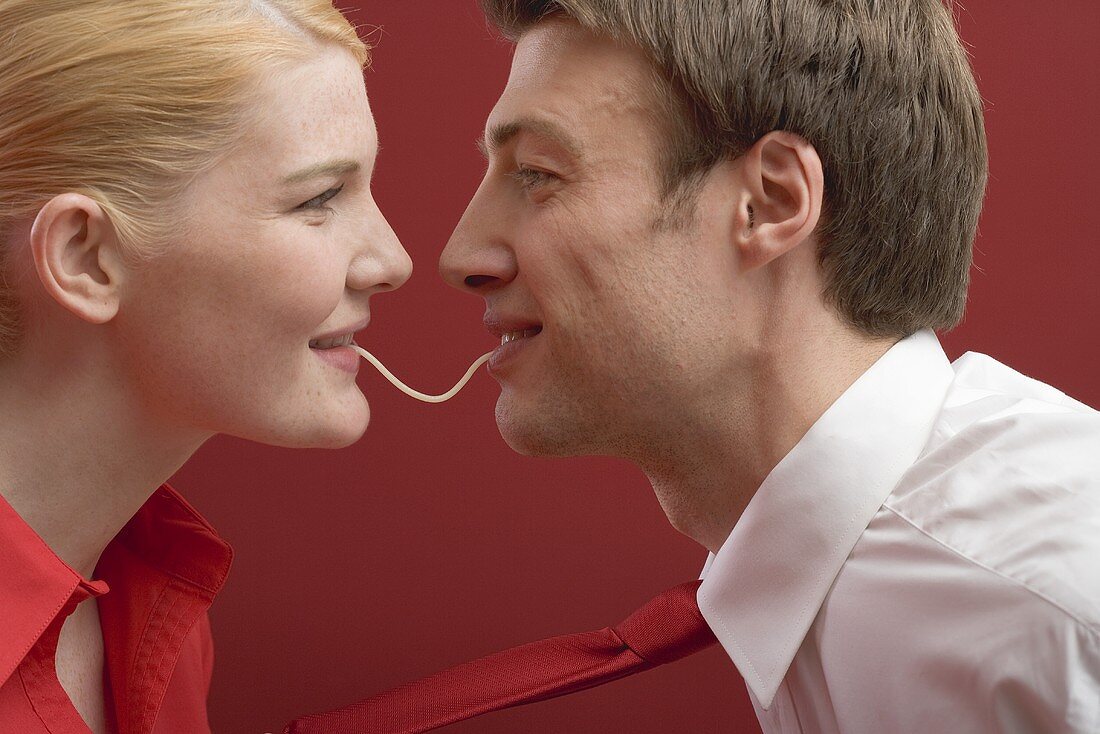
top-left (256, 239), bottom-right (348, 333)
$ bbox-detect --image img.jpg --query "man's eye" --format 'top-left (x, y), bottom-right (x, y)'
top-left (510, 167), bottom-right (555, 191)
top-left (297, 185), bottom-right (344, 210)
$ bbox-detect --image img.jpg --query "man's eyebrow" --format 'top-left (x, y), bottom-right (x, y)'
top-left (477, 118), bottom-right (583, 159)
top-left (280, 158), bottom-right (361, 186)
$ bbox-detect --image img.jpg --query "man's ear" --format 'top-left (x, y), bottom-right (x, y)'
top-left (29, 193), bottom-right (126, 325)
top-left (733, 131), bottom-right (824, 272)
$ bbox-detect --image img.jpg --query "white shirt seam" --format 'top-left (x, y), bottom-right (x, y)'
top-left (698, 585), bottom-right (769, 693)
top-left (881, 502), bottom-right (1100, 638)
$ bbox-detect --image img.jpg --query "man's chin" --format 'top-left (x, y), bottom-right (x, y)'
top-left (495, 399), bottom-right (585, 458)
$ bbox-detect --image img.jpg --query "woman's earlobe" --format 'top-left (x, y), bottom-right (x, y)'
top-left (30, 193), bottom-right (124, 325)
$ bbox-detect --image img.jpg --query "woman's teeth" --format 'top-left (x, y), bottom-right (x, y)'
top-left (310, 333), bottom-right (355, 350)
top-left (501, 328), bottom-right (540, 345)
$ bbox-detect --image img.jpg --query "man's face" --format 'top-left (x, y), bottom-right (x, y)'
top-left (440, 19), bottom-right (745, 458)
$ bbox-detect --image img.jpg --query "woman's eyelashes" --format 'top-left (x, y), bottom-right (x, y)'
top-left (297, 184), bottom-right (345, 211)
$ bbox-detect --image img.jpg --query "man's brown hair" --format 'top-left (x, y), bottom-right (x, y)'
top-left (480, 0), bottom-right (988, 338)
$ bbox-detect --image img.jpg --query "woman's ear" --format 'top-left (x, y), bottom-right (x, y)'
top-left (29, 193), bottom-right (125, 324)
top-left (733, 131), bottom-right (824, 272)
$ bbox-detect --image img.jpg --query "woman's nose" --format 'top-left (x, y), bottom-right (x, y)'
top-left (348, 204), bottom-right (412, 293)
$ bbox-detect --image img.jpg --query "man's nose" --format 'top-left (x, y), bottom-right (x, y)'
top-left (348, 201), bottom-right (413, 294)
top-left (439, 185), bottom-right (516, 295)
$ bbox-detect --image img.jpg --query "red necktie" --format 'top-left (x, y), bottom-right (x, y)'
top-left (284, 580), bottom-right (716, 734)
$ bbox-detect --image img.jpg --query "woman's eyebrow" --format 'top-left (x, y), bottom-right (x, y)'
top-left (281, 158), bottom-right (361, 185)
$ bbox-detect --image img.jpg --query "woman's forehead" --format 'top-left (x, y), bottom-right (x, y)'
top-left (233, 52), bottom-right (377, 179)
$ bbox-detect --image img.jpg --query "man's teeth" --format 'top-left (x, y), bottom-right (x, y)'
top-left (501, 329), bottom-right (540, 345)
top-left (310, 333), bottom-right (354, 350)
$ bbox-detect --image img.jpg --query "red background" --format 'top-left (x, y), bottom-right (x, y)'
top-left (173, 3), bottom-right (1100, 732)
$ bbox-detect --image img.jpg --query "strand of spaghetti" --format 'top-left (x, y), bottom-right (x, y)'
top-left (351, 344), bottom-right (493, 404)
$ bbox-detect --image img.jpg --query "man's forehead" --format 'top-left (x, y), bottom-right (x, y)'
top-left (487, 22), bottom-right (662, 152)
top-left (508, 18), bottom-right (656, 95)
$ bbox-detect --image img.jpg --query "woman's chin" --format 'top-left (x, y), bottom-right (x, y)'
top-left (322, 418), bottom-right (370, 449)
top-left (311, 406), bottom-right (370, 449)
top-left (247, 401), bottom-right (371, 450)
top-left (306, 390), bottom-right (371, 448)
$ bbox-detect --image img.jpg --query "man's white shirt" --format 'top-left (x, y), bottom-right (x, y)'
top-left (698, 330), bottom-right (1100, 733)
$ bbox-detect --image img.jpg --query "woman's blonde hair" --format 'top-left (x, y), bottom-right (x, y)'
top-left (0, 0), bottom-right (369, 355)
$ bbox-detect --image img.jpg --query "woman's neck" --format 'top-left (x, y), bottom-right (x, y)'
top-left (0, 343), bottom-right (209, 578)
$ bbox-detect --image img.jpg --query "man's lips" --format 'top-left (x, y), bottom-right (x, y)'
top-left (499, 326), bottom-right (543, 345)
top-left (484, 314), bottom-right (543, 372)
top-left (484, 315), bottom-right (543, 345)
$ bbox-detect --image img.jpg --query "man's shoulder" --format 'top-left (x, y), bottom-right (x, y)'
top-left (880, 352), bottom-right (1100, 632)
top-left (919, 348), bottom-right (1097, 480)
top-left (944, 349), bottom-right (1094, 416)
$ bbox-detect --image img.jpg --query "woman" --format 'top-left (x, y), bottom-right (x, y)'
top-left (0, 1), bottom-right (411, 732)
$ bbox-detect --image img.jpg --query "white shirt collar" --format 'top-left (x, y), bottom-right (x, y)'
top-left (696, 330), bottom-right (955, 709)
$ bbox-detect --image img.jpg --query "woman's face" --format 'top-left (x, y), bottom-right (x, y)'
top-left (114, 49), bottom-right (412, 448)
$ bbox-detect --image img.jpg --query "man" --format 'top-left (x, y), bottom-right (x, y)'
top-left (432, 0), bottom-right (1100, 731)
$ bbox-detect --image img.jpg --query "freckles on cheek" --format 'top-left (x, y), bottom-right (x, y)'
top-left (261, 255), bottom-right (346, 332)
top-left (223, 223), bottom-right (342, 322)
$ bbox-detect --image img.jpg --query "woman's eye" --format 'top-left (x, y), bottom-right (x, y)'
top-left (510, 167), bottom-right (555, 191)
top-left (297, 185), bottom-right (344, 210)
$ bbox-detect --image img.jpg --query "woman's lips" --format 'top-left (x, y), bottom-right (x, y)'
top-left (311, 344), bottom-right (359, 374)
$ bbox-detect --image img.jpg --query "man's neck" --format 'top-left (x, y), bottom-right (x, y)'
top-left (0, 342), bottom-right (208, 578)
top-left (640, 323), bottom-right (896, 554)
